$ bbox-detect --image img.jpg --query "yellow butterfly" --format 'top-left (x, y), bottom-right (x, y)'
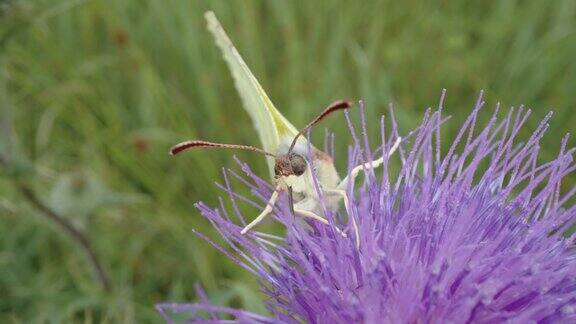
top-left (170, 11), bottom-right (401, 247)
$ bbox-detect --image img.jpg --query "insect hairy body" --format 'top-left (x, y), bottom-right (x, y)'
top-left (170, 101), bottom-right (360, 237)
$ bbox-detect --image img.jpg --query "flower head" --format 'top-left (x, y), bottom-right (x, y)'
top-left (158, 92), bottom-right (576, 323)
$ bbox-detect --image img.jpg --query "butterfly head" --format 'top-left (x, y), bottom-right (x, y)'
top-left (274, 152), bottom-right (307, 178)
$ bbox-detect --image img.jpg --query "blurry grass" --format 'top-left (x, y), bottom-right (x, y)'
top-left (1, 0), bottom-right (575, 322)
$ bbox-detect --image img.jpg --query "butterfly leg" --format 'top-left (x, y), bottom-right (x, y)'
top-left (293, 208), bottom-right (329, 224)
top-left (293, 198), bottom-right (347, 237)
top-left (336, 137), bottom-right (401, 191)
top-left (294, 208), bottom-right (348, 237)
top-left (324, 189), bottom-right (359, 248)
top-left (241, 188), bottom-right (280, 234)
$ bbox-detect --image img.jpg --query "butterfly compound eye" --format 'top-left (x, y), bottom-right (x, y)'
top-left (289, 154), bottom-right (307, 176)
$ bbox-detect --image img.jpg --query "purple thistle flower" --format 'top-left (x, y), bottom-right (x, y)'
top-left (158, 92), bottom-right (576, 323)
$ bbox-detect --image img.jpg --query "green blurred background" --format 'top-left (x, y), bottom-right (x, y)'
top-left (1, 0), bottom-right (575, 322)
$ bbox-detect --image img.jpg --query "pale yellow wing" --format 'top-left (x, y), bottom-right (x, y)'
top-left (205, 11), bottom-right (299, 177)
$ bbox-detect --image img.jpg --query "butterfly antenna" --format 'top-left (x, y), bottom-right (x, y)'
top-left (170, 140), bottom-right (276, 157)
top-left (288, 100), bottom-right (352, 153)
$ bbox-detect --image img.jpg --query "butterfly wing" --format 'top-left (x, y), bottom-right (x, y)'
top-left (205, 11), bottom-right (300, 177)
